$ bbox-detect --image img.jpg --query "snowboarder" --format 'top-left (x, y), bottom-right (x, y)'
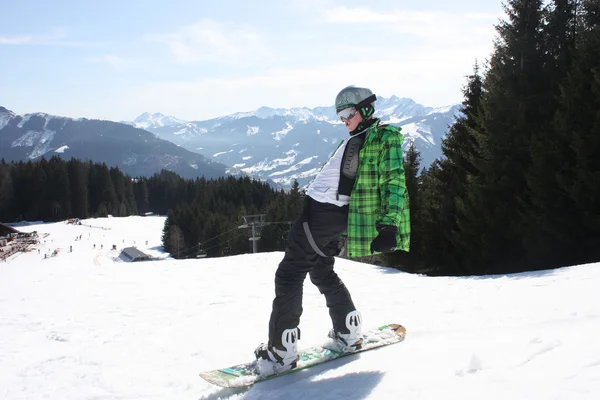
top-left (255, 86), bottom-right (411, 374)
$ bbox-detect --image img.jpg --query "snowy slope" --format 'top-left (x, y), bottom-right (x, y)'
top-left (1, 217), bottom-right (599, 399)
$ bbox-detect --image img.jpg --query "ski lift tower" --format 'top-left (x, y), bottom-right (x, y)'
top-left (239, 214), bottom-right (267, 254)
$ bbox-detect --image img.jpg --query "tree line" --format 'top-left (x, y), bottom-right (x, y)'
top-left (160, 178), bottom-right (304, 259)
top-left (0, 157), bottom-right (139, 221)
top-left (0, 156), bottom-right (304, 257)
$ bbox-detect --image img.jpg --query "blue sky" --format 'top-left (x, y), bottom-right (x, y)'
top-left (1, 0), bottom-right (504, 121)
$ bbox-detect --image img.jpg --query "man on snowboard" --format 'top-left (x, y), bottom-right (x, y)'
top-left (255, 85), bottom-right (411, 374)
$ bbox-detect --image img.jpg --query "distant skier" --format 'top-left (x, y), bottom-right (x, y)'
top-left (255, 86), bottom-right (411, 374)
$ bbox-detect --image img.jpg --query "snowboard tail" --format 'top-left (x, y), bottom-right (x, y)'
top-left (199, 323), bottom-right (406, 388)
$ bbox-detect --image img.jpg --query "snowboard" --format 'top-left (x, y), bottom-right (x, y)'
top-left (199, 323), bottom-right (406, 388)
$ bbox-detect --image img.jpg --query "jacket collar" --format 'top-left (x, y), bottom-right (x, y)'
top-left (349, 117), bottom-right (379, 136)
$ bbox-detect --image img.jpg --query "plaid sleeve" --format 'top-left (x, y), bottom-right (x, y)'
top-left (376, 127), bottom-right (406, 227)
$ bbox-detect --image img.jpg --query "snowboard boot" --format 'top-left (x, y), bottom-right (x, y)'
top-left (325, 310), bottom-right (363, 353)
top-left (254, 327), bottom-right (300, 375)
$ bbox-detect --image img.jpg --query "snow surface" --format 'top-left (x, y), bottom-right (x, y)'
top-left (17, 115), bottom-right (32, 128)
top-left (1, 216), bottom-right (599, 399)
top-left (428, 105), bottom-right (457, 115)
top-left (213, 150), bottom-right (233, 157)
top-left (241, 150), bottom-right (298, 174)
top-left (268, 156), bottom-right (319, 177)
top-left (11, 129), bottom-right (57, 159)
top-left (0, 110), bottom-right (15, 131)
top-left (54, 145), bottom-right (70, 153)
top-left (399, 123), bottom-right (435, 145)
top-left (229, 107), bottom-right (331, 123)
top-left (272, 123), bottom-right (293, 141)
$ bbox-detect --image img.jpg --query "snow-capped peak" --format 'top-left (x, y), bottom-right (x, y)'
top-left (133, 112), bottom-right (184, 129)
top-left (0, 106), bottom-right (16, 131)
top-left (428, 104), bottom-right (460, 115)
top-left (130, 96), bottom-right (453, 129)
top-left (0, 106), bottom-right (15, 116)
top-left (134, 112), bottom-right (162, 122)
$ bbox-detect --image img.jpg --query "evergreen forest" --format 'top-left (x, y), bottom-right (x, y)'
top-left (396, 0), bottom-right (600, 275)
top-left (0, 157), bottom-right (303, 258)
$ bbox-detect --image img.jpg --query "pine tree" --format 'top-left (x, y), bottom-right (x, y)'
top-left (133, 179), bottom-right (150, 215)
top-left (68, 159), bottom-right (89, 219)
top-left (442, 61), bottom-right (484, 177)
top-left (162, 210), bottom-right (174, 252)
top-left (395, 142), bottom-right (421, 268)
top-left (47, 156), bottom-right (71, 220)
top-left (98, 164), bottom-right (118, 216)
top-left (545, 0), bottom-right (600, 264)
top-left (0, 161), bottom-right (14, 221)
top-left (110, 167), bottom-right (127, 216)
top-left (168, 224), bottom-right (185, 259)
top-left (31, 160), bottom-right (49, 220)
top-left (287, 180), bottom-right (304, 219)
top-left (462, 0), bottom-right (548, 273)
top-left (442, 62), bottom-right (486, 273)
top-left (415, 63), bottom-right (485, 275)
top-left (523, 0), bottom-right (581, 266)
top-left (123, 176), bottom-right (138, 216)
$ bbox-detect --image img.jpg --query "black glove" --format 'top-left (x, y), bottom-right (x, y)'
top-left (370, 225), bottom-right (397, 254)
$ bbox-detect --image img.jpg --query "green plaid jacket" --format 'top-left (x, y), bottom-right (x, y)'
top-left (346, 120), bottom-right (410, 258)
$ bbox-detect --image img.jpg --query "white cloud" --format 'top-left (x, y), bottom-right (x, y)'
top-left (120, 48), bottom-right (487, 121)
top-left (86, 55), bottom-right (129, 69)
top-left (323, 6), bottom-right (413, 23)
top-left (115, 6), bottom-right (500, 121)
top-left (0, 29), bottom-right (71, 46)
top-left (0, 35), bottom-right (34, 45)
top-left (148, 19), bottom-right (271, 65)
top-left (322, 6), bottom-right (500, 24)
top-left (321, 6), bottom-right (500, 45)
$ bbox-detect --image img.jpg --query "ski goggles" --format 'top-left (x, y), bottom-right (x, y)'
top-left (337, 107), bottom-right (358, 122)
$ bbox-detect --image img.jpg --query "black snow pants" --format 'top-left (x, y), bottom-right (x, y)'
top-left (268, 196), bottom-right (357, 349)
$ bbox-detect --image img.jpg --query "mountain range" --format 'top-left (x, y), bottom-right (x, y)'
top-left (124, 96), bottom-right (461, 188)
top-left (0, 106), bottom-right (228, 180)
top-left (0, 96), bottom-right (460, 188)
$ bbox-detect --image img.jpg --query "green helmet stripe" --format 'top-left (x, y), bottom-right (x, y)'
top-left (336, 102), bottom-right (355, 109)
